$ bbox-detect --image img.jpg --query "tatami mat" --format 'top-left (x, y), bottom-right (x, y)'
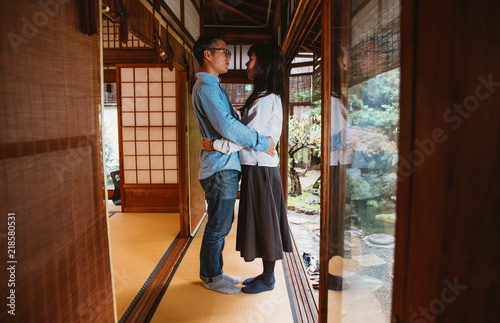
top-left (108, 212), bottom-right (180, 320)
top-left (150, 202), bottom-right (296, 322)
top-left (107, 199), bottom-right (122, 213)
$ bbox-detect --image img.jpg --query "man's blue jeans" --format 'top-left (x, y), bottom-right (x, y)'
top-left (199, 170), bottom-right (239, 283)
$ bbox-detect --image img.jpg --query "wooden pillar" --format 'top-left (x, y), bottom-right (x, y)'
top-left (392, 0), bottom-right (500, 322)
top-left (281, 70), bottom-right (290, 203)
top-left (319, 0), bottom-right (332, 321)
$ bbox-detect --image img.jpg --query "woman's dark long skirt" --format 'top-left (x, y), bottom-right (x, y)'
top-left (236, 165), bottom-right (293, 262)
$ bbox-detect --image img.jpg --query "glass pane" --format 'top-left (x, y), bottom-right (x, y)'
top-left (326, 0), bottom-right (400, 322)
top-left (103, 87), bottom-right (120, 189)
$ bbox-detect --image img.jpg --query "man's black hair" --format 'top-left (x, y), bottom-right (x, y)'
top-left (193, 33), bottom-right (226, 66)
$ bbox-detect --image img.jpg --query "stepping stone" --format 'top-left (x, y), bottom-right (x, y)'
top-left (366, 233), bottom-right (395, 245)
top-left (352, 253), bottom-right (386, 267)
top-left (359, 275), bottom-right (385, 291)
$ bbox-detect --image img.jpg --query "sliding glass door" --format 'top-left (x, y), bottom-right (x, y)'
top-left (321, 0), bottom-right (401, 321)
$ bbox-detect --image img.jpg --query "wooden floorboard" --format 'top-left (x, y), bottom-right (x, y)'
top-left (284, 232), bottom-right (319, 323)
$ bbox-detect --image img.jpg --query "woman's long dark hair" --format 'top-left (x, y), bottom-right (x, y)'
top-left (241, 41), bottom-right (285, 113)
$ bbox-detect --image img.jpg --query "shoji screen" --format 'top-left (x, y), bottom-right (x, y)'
top-left (117, 65), bottom-right (182, 212)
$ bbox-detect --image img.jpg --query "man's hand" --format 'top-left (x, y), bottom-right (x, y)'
top-left (201, 137), bottom-right (214, 151)
top-left (265, 137), bottom-right (276, 157)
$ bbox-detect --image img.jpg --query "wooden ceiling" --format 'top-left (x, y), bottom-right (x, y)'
top-left (201, 0), bottom-right (277, 44)
top-left (200, 0), bottom-right (324, 72)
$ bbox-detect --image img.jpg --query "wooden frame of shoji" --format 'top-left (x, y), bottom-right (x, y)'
top-left (102, 17), bottom-right (149, 49)
top-left (116, 64), bottom-right (183, 213)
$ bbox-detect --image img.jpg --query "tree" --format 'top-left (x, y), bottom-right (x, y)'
top-left (288, 114), bottom-right (321, 196)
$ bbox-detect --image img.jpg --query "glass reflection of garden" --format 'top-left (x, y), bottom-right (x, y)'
top-left (288, 68), bottom-right (400, 237)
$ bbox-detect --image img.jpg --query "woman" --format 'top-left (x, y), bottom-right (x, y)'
top-left (201, 41), bottom-right (293, 294)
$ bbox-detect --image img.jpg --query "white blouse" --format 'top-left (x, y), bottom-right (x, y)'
top-left (213, 93), bottom-right (282, 167)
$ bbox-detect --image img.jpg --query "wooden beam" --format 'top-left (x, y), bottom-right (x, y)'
top-left (280, 69), bottom-right (290, 203)
top-left (220, 70), bottom-right (250, 84)
top-left (290, 60), bottom-right (315, 68)
top-left (213, 0), bottom-right (263, 25)
top-left (104, 49), bottom-right (157, 64)
top-left (282, 0), bottom-right (322, 65)
top-left (204, 27), bottom-right (273, 44)
top-left (273, 0), bottom-right (282, 41)
top-left (210, 0), bottom-right (217, 24)
top-left (104, 69), bottom-right (117, 83)
top-left (240, 2), bottom-right (270, 13)
top-left (319, 0), bottom-right (332, 321)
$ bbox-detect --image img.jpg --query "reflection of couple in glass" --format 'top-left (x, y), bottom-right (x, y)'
top-left (192, 33), bottom-right (292, 295)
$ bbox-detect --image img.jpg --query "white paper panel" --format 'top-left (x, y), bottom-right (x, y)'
top-left (150, 112), bottom-right (163, 126)
top-left (164, 170), bottom-right (178, 183)
top-left (136, 113), bottom-right (149, 126)
top-left (135, 68), bottom-right (148, 82)
top-left (164, 156), bottom-right (177, 169)
top-left (163, 68), bottom-right (176, 81)
top-left (150, 128), bottom-right (162, 140)
top-left (121, 83), bottom-right (134, 97)
top-left (136, 156), bottom-right (149, 169)
top-left (122, 98), bottom-right (134, 111)
top-left (122, 142), bottom-right (136, 155)
top-left (163, 112), bottom-right (176, 126)
top-left (135, 83), bottom-right (148, 97)
top-left (150, 141), bottom-right (163, 155)
top-left (149, 82), bottom-right (162, 96)
top-left (164, 141), bottom-right (177, 155)
top-left (151, 170), bottom-right (164, 183)
top-left (137, 170), bottom-right (150, 184)
top-left (163, 98), bottom-right (176, 111)
top-left (135, 97), bottom-right (148, 111)
top-left (163, 82), bottom-right (176, 96)
top-left (150, 98), bottom-right (162, 111)
top-left (151, 156), bottom-right (163, 169)
top-left (122, 113), bottom-right (135, 126)
top-left (122, 127), bottom-right (135, 140)
top-left (121, 68), bottom-right (134, 82)
top-left (124, 170), bottom-right (137, 184)
top-left (163, 127), bottom-right (177, 140)
top-left (135, 127), bottom-right (149, 140)
top-left (149, 67), bottom-right (162, 82)
top-left (136, 142), bottom-right (149, 155)
top-left (123, 156), bottom-right (136, 169)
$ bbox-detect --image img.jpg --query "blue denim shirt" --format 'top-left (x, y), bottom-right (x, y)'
top-left (192, 72), bottom-right (271, 180)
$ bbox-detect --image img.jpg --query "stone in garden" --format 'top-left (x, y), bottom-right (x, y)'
top-left (289, 217), bottom-right (309, 224)
top-left (359, 275), bottom-right (384, 291)
top-left (300, 196), bottom-right (320, 205)
top-left (304, 187), bottom-right (320, 196)
top-left (366, 233), bottom-right (395, 245)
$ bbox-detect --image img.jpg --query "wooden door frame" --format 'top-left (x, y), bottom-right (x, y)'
top-left (115, 64), bottom-right (187, 235)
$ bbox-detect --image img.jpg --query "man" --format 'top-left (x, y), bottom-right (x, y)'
top-left (192, 33), bottom-right (275, 294)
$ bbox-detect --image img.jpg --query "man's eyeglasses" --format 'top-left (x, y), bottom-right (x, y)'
top-left (207, 48), bottom-right (232, 58)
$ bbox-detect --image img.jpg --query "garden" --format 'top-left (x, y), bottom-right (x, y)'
top-left (287, 70), bottom-right (400, 313)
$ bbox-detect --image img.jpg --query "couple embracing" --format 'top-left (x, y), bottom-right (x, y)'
top-left (192, 33), bottom-right (293, 294)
